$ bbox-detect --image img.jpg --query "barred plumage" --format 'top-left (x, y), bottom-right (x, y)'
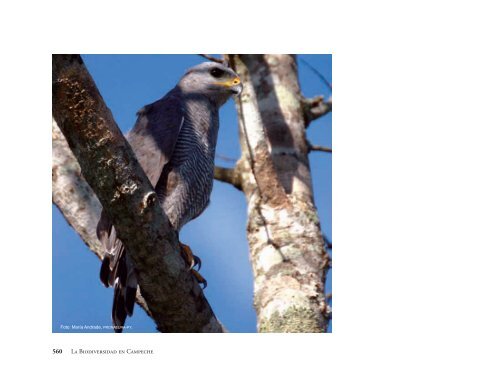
top-left (164, 104), bottom-right (218, 230)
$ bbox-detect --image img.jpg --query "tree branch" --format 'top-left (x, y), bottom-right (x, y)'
top-left (302, 95), bottom-right (332, 127)
top-left (198, 54), bottom-right (224, 63)
top-left (52, 54), bottom-right (222, 333)
top-left (307, 141), bottom-right (332, 153)
top-left (214, 166), bottom-right (243, 191)
top-left (52, 118), bottom-right (104, 259)
top-left (53, 119), bottom-right (153, 315)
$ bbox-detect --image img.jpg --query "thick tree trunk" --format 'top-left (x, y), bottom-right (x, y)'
top-left (52, 54), bottom-right (222, 332)
top-left (228, 54), bottom-right (330, 332)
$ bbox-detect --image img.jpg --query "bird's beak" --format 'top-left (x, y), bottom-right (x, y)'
top-left (215, 77), bottom-right (242, 95)
top-left (230, 77), bottom-right (242, 95)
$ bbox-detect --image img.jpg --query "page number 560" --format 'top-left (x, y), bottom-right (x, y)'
top-left (53, 349), bottom-right (62, 354)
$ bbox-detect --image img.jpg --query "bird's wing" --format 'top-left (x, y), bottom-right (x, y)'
top-left (96, 94), bottom-right (184, 331)
top-left (97, 94), bottom-right (184, 272)
top-left (126, 95), bottom-right (185, 188)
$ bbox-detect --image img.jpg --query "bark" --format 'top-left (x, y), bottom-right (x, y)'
top-left (53, 119), bottom-right (152, 314)
top-left (228, 54), bottom-right (331, 332)
top-left (52, 118), bottom-right (104, 258)
top-left (52, 54), bottom-right (222, 332)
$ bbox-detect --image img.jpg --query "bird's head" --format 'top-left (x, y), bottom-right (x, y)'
top-left (178, 61), bottom-right (243, 106)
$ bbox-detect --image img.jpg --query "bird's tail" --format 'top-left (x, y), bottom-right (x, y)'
top-left (99, 238), bottom-right (137, 333)
top-left (97, 212), bottom-right (138, 333)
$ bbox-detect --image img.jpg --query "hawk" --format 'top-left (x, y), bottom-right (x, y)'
top-left (96, 61), bottom-right (242, 332)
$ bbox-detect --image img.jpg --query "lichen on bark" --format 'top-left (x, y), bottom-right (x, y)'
top-left (259, 306), bottom-right (325, 333)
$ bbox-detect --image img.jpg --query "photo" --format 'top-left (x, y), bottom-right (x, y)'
top-left (52, 54), bottom-right (332, 333)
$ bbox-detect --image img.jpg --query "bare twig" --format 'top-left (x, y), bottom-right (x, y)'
top-left (216, 153), bottom-right (238, 163)
top-left (299, 57), bottom-right (332, 92)
top-left (198, 54), bottom-right (224, 63)
top-left (52, 54), bottom-right (222, 333)
top-left (214, 166), bottom-right (242, 191)
top-left (308, 141), bottom-right (332, 153)
top-left (302, 95), bottom-right (332, 126)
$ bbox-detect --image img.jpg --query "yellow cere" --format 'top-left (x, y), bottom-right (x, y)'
top-left (215, 77), bottom-right (241, 87)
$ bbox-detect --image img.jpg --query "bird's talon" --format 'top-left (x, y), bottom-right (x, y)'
top-left (193, 254), bottom-right (202, 271)
top-left (180, 243), bottom-right (207, 288)
top-left (191, 269), bottom-right (207, 289)
top-left (180, 243), bottom-right (197, 269)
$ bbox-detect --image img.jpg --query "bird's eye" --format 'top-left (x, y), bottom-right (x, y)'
top-left (210, 68), bottom-right (225, 78)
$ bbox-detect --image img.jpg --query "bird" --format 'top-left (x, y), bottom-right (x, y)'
top-left (96, 61), bottom-right (242, 332)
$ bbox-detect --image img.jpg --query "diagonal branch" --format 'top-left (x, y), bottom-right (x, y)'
top-left (52, 54), bottom-right (223, 333)
top-left (52, 118), bottom-right (104, 259)
top-left (53, 119), bottom-right (153, 315)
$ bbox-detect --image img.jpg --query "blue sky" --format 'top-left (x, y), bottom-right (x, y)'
top-left (52, 54), bottom-right (332, 333)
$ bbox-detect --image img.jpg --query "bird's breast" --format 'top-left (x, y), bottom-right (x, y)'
top-left (164, 115), bottom-right (218, 230)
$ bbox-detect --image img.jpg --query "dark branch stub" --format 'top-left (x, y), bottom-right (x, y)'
top-left (323, 234), bottom-right (332, 250)
top-left (198, 54), bottom-right (224, 64)
top-left (302, 95), bottom-right (332, 127)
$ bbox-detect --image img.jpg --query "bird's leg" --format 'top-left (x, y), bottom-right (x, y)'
top-left (180, 243), bottom-right (207, 288)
